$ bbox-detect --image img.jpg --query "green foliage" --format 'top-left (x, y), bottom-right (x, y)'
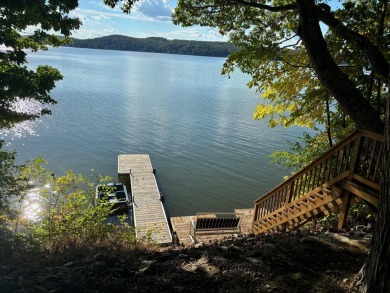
top-left (66, 35), bottom-right (238, 58)
top-left (270, 131), bottom-right (331, 170)
top-left (0, 156), bottom-right (138, 257)
top-left (103, 0), bottom-right (147, 14)
top-left (173, 0), bottom-right (388, 170)
top-left (0, 225), bottom-right (39, 259)
top-left (0, 0), bottom-right (81, 128)
top-left (183, 0), bottom-right (387, 128)
top-left (316, 203), bottom-right (375, 231)
top-left (270, 123), bottom-right (355, 171)
top-left (21, 163), bottom-right (136, 252)
top-left (0, 141), bottom-right (18, 214)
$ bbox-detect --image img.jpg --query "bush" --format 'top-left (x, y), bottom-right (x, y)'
top-left (2, 158), bottom-right (137, 258)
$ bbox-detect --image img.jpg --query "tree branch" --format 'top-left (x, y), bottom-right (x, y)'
top-left (295, 0), bottom-right (384, 132)
top-left (226, 0), bottom-right (389, 81)
top-left (231, 0), bottom-right (297, 12)
top-left (315, 5), bottom-right (389, 80)
top-left (275, 34), bottom-right (299, 46)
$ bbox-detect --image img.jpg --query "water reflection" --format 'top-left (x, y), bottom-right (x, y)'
top-left (21, 187), bottom-right (44, 222)
top-left (18, 181), bottom-right (52, 223)
top-left (8, 47), bottom-right (307, 217)
top-left (0, 98), bottom-right (46, 141)
top-left (18, 182), bottom-right (134, 227)
top-left (10, 97), bottom-right (44, 115)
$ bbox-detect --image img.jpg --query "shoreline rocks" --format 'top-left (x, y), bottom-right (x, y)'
top-left (0, 232), bottom-right (369, 292)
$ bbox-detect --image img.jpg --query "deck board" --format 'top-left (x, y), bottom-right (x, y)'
top-left (171, 208), bottom-right (254, 246)
top-left (118, 154), bottom-right (172, 244)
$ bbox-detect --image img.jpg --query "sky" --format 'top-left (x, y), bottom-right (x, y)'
top-left (71, 0), bottom-right (227, 41)
top-left (69, 0), bottom-right (343, 41)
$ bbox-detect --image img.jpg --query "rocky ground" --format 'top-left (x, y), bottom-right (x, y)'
top-left (0, 229), bottom-right (372, 293)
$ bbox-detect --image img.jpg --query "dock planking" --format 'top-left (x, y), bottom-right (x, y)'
top-left (118, 154), bottom-right (172, 244)
top-left (170, 208), bottom-right (254, 246)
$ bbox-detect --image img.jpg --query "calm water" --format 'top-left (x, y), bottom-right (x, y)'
top-left (3, 47), bottom-right (306, 217)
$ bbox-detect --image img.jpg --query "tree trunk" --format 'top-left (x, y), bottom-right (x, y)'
top-left (295, 0), bottom-right (384, 133)
top-left (363, 75), bottom-right (390, 293)
top-left (316, 2), bottom-right (389, 80)
top-left (296, 1), bottom-right (389, 290)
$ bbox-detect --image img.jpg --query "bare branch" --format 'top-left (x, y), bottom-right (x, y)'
top-left (231, 0), bottom-right (297, 12)
top-left (277, 34), bottom-right (300, 47)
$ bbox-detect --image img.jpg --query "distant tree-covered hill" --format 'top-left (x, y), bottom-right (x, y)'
top-left (64, 35), bottom-right (238, 57)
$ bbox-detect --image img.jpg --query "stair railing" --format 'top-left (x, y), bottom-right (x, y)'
top-left (252, 130), bottom-right (384, 232)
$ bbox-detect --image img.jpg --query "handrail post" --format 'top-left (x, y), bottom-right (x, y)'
top-left (253, 203), bottom-right (259, 223)
top-left (338, 131), bottom-right (363, 229)
top-left (284, 181), bottom-right (295, 207)
top-left (350, 131), bottom-right (364, 175)
top-left (279, 181), bottom-right (294, 231)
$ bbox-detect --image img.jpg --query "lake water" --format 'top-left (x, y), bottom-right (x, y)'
top-left (2, 47), bottom-right (306, 217)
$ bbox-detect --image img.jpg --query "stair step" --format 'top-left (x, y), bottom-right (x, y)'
top-left (300, 201), bottom-right (308, 207)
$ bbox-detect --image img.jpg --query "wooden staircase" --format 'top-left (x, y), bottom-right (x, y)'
top-left (252, 130), bottom-right (384, 234)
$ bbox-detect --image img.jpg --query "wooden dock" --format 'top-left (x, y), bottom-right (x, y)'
top-left (171, 208), bottom-right (254, 246)
top-left (118, 154), bottom-right (172, 244)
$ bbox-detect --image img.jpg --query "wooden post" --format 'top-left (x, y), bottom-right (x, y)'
top-left (279, 182), bottom-right (294, 231)
top-left (338, 132), bottom-right (362, 229)
top-left (338, 190), bottom-right (351, 230)
top-left (253, 203), bottom-right (259, 224)
top-left (285, 181), bottom-right (295, 206)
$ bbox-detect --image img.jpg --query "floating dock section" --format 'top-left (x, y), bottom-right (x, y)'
top-left (118, 154), bottom-right (172, 244)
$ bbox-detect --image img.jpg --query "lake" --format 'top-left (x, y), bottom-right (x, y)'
top-left (2, 47), bottom-right (306, 217)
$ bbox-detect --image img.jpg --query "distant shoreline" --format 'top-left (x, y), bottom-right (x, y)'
top-left (64, 34), bottom-right (238, 58)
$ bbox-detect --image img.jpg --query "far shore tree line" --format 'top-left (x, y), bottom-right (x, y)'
top-left (0, 1), bottom-right (388, 292)
top-left (65, 35), bottom-right (238, 57)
